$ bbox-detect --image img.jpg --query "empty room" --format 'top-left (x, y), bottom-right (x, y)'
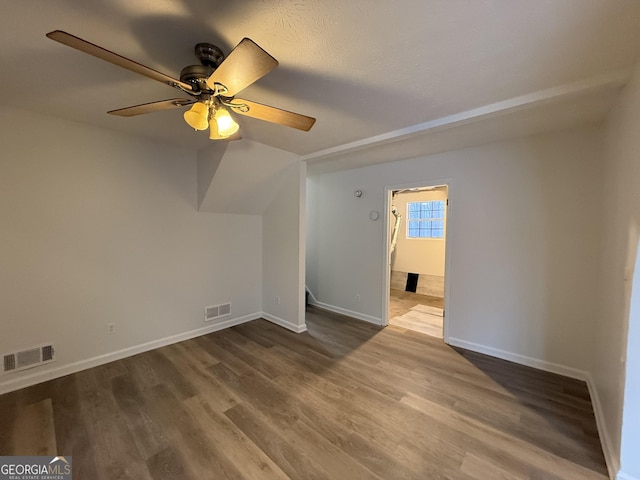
top-left (1, 1), bottom-right (639, 479)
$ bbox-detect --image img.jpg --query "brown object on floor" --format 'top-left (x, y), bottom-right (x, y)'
top-left (0, 309), bottom-right (608, 479)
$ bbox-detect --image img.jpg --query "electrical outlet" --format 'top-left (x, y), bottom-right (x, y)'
top-left (106, 323), bottom-right (116, 334)
top-left (356, 294), bottom-right (361, 302)
top-left (276, 296), bottom-right (281, 305)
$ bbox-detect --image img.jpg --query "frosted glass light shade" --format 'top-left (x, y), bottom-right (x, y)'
top-left (209, 120), bottom-right (225, 139)
top-left (214, 107), bottom-right (239, 137)
top-left (183, 102), bottom-right (209, 130)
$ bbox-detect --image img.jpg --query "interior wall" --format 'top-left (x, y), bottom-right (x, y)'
top-left (0, 106), bottom-right (263, 393)
top-left (197, 142), bottom-right (227, 209)
top-left (306, 126), bottom-right (603, 374)
top-left (199, 140), bottom-right (300, 215)
top-left (596, 61), bottom-right (640, 480)
top-left (262, 161), bottom-right (307, 332)
top-left (391, 188), bottom-right (447, 277)
top-left (305, 174), bottom-right (320, 300)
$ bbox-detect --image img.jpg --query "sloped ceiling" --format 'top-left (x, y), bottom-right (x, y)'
top-left (2, 1), bottom-right (640, 166)
top-left (198, 140), bottom-right (299, 215)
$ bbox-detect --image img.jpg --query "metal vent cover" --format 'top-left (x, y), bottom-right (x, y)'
top-left (219, 303), bottom-right (231, 316)
top-left (42, 345), bottom-right (54, 362)
top-left (2, 345), bottom-right (54, 374)
top-left (204, 303), bottom-right (231, 322)
top-left (4, 354), bottom-right (16, 372)
top-left (17, 348), bottom-right (41, 369)
top-left (205, 305), bottom-right (219, 321)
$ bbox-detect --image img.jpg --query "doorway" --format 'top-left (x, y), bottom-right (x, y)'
top-left (382, 182), bottom-right (450, 340)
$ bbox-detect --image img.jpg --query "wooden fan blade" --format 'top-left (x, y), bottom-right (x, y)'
top-left (230, 99), bottom-right (316, 131)
top-left (108, 98), bottom-right (195, 117)
top-left (206, 38), bottom-right (278, 96)
top-left (46, 30), bottom-right (193, 92)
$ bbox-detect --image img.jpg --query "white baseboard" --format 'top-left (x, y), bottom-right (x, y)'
top-left (0, 312), bottom-right (261, 395)
top-left (311, 300), bottom-right (382, 326)
top-left (305, 286), bottom-right (319, 305)
top-left (447, 337), bottom-right (589, 380)
top-left (585, 372), bottom-right (621, 480)
top-left (448, 337), bottom-right (621, 479)
top-left (261, 312), bottom-right (307, 333)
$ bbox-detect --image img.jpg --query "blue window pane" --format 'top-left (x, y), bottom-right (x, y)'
top-left (407, 200), bottom-right (446, 238)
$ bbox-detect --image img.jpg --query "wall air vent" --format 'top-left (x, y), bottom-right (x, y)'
top-left (205, 305), bottom-right (218, 320)
top-left (204, 303), bottom-right (231, 322)
top-left (42, 345), bottom-right (54, 362)
top-left (4, 354), bottom-right (16, 372)
top-left (2, 344), bottom-right (55, 374)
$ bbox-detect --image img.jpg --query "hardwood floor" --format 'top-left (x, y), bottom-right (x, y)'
top-left (389, 289), bottom-right (445, 337)
top-left (0, 308), bottom-right (608, 479)
top-left (389, 288), bottom-right (444, 317)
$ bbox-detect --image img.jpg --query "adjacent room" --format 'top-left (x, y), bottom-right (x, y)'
top-left (388, 185), bottom-right (448, 338)
top-left (1, 2), bottom-right (640, 480)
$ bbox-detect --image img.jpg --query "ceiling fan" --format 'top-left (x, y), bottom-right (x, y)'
top-left (46, 30), bottom-right (316, 140)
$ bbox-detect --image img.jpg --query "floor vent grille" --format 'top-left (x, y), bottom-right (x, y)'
top-left (204, 303), bottom-right (231, 322)
top-left (3, 345), bottom-right (55, 374)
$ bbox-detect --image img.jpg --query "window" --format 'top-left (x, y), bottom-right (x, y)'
top-left (407, 200), bottom-right (445, 238)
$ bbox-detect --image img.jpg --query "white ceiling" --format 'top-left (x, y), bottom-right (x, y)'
top-left (2, 0), bottom-right (640, 163)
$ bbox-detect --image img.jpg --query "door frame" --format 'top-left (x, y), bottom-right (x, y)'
top-left (381, 178), bottom-right (454, 343)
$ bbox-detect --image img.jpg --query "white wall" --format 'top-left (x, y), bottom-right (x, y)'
top-left (306, 175), bottom-right (320, 300)
top-left (596, 61), bottom-right (640, 480)
top-left (262, 161), bottom-right (307, 333)
top-left (195, 139), bottom-right (306, 333)
top-left (0, 106), bottom-right (263, 393)
top-left (198, 140), bottom-right (300, 215)
top-left (391, 188), bottom-right (447, 277)
top-left (197, 142), bottom-right (227, 209)
top-left (306, 126), bottom-right (603, 374)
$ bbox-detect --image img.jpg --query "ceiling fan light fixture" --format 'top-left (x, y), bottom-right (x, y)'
top-left (183, 102), bottom-right (209, 130)
top-left (214, 107), bottom-right (239, 137)
top-left (46, 31), bottom-right (316, 135)
top-left (209, 119), bottom-right (226, 140)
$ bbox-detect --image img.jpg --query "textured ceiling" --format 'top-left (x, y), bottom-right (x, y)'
top-left (2, 0), bottom-right (640, 158)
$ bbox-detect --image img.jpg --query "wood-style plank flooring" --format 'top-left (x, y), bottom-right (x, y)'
top-left (389, 289), bottom-right (444, 317)
top-left (0, 308), bottom-right (608, 479)
top-left (389, 289), bottom-right (445, 337)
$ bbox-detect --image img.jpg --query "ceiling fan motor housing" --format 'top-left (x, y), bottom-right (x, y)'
top-left (180, 64), bottom-right (215, 92)
top-left (195, 43), bottom-right (225, 67)
top-left (180, 43), bottom-right (225, 92)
